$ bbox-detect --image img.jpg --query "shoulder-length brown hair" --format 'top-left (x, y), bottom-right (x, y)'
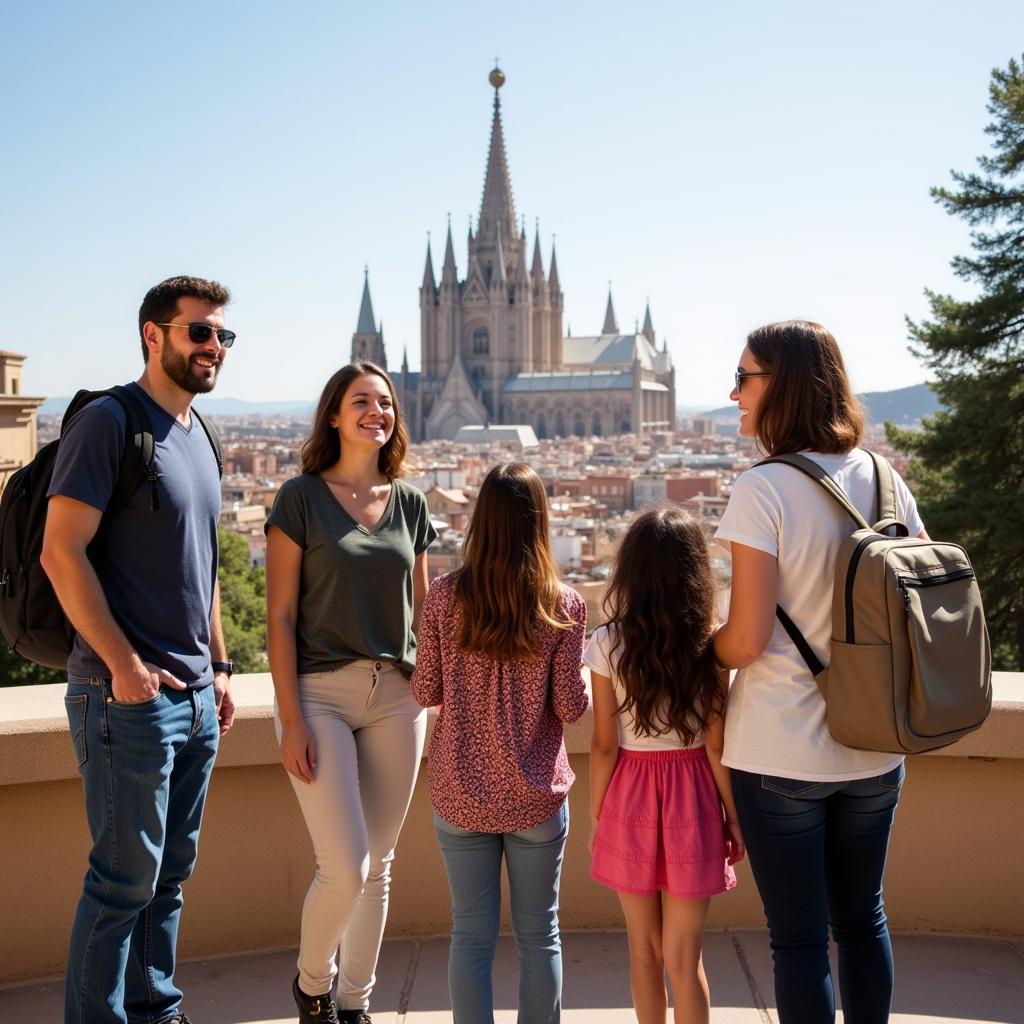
top-left (747, 320), bottom-right (864, 455)
top-left (299, 362), bottom-right (410, 478)
top-left (602, 506), bottom-right (722, 743)
top-left (451, 462), bottom-right (573, 660)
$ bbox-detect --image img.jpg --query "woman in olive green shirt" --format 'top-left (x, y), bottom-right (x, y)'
top-left (266, 362), bottom-right (435, 1024)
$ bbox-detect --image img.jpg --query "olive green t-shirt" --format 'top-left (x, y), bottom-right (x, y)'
top-left (266, 475), bottom-right (437, 676)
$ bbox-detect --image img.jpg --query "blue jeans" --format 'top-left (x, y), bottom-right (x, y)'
top-left (433, 804), bottom-right (569, 1024)
top-left (63, 679), bottom-right (219, 1024)
top-left (732, 764), bottom-right (905, 1024)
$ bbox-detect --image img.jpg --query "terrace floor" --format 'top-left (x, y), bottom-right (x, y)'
top-left (3, 929), bottom-right (1021, 1023)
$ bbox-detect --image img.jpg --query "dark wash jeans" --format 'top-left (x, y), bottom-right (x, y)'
top-left (63, 679), bottom-right (219, 1024)
top-left (732, 764), bottom-right (905, 1024)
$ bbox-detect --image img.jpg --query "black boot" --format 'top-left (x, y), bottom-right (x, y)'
top-left (338, 1012), bottom-right (372, 1024)
top-left (292, 974), bottom-right (340, 1024)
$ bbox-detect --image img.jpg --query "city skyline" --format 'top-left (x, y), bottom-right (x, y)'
top-left (3, 2), bottom-right (1022, 408)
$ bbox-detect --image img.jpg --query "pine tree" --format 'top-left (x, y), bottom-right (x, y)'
top-left (888, 54), bottom-right (1024, 670)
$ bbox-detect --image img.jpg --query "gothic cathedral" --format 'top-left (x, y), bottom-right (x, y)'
top-left (351, 66), bottom-right (676, 442)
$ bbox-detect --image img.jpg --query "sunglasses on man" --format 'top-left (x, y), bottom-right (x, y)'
top-left (156, 322), bottom-right (237, 348)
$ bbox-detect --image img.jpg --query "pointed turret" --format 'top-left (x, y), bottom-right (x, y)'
top-left (422, 239), bottom-right (436, 292)
top-left (548, 240), bottom-right (560, 292)
top-left (351, 268), bottom-right (386, 368)
top-left (492, 218), bottom-right (508, 287)
top-left (402, 345), bottom-right (409, 370)
top-left (530, 223), bottom-right (544, 281)
top-left (357, 268), bottom-right (377, 334)
top-left (642, 300), bottom-right (655, 346)
top-left (602, 286), bottom-right (619, 335)
top-left (441, 221), bottom-right (458, 286)
top-left (478, 65), bottom-right (517, 245)
top-left (513, 236), bottom-right (530, 288)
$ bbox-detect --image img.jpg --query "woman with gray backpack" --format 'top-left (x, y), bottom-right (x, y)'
top-left (712, 320), bottom-right (930, 1024)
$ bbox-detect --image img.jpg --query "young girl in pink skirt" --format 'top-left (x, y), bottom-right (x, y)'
top-left (586, 506), bottom-right (744, 1024)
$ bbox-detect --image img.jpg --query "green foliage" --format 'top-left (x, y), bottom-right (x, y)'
top-left (0, 644), bottom-right (65, 686)
top-left (887, 55), bottom-right (1024, 670)
top-left (217, 528), bottom-right (267, 674)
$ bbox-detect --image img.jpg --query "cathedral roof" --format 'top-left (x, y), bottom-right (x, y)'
top-left (562, 332), bottom-right (669, 371)
top-left (503, 369), bottom-right (667, 393)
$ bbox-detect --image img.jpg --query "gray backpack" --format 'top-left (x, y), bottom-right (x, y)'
top-left (757, 451), bottom-right (992, 754)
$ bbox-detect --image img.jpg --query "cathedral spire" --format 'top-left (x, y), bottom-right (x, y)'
top-left (441, 218), bottom-right (458, 286)
top-left (531, 221), bottom-right (544, 280)
top-left (478, 64), bottom-right (517, 245)
top-left (357, 267), bottom-right (376, 333)
top-left (548, 238), bottom-right (560, 291)
top-left (642, 299), bottom-right (655, 345)
top-left (352, 268), bottom-right (386, 368)
top-left (602, 285), bottom-right (619, 335)
top-left (422, 237), bottom-right (436, 291)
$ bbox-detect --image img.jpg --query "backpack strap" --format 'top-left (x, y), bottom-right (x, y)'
top-left (753, 452), bottom-right (865, 688)
top-left (105, 385), bottom-right (157, 511)
top-left (775, 606), bottom-right (826, 678)
top-left (61, 385), bottom-right (156, 513)
top-left (866, 450), bottom-right (900, 532)
top-left (755, 453), bottom-right (871, 530)
top-left (190, 406), bottom-right (224, 478)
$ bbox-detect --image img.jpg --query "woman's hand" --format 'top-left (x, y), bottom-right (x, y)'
top-left (725, 819), bottom-right (746, 865)
top-left (587, 816), bottom-right (599, 857)
top-left (279, 719), bottom-right (317, 784)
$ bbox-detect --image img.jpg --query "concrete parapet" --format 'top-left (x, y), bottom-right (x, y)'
top-left (1, 673), bottom-right (1021, 984)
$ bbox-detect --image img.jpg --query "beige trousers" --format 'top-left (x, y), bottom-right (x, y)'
top-left (275, 660), bottom-right (426, 1010)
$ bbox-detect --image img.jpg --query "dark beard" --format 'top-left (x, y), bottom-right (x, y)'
top-left (160, 344), bottom-right (219, 394)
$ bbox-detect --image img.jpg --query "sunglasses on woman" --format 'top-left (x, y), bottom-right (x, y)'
top-left (734, 369), bottom-right (770, 391)
top-left (156, 322), bottom-right (237, 348)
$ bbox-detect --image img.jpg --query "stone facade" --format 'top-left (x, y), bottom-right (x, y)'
top-left (0, 351), bottom-right (44, 492)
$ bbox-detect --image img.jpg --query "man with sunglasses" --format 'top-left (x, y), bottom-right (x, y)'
top-left (41, 275), bottom-right (237, 1024)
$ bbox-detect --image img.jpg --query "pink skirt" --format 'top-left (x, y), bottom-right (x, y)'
top-left (590, 747), bottom-right (737, 900)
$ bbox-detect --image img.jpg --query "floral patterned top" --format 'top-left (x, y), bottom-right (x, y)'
top-left (410, 573), bottom-right (588, 832)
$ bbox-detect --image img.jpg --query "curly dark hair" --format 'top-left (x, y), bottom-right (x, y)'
top-left (602, 505), bottom-right (722, 743)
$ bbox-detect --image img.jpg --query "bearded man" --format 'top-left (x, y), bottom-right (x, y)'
top-left (41, 275), bottom-right (238, 1024)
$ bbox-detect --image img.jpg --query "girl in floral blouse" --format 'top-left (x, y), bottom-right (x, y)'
top-left (411, 462), bottom-right (588, 1024)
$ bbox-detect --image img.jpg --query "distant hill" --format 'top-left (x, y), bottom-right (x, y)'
top-left (39, 395), bottom-right (315, 417)
top-left (696, 383), bottom-right (941, 425)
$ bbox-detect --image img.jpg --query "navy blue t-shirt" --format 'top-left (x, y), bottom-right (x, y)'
top-left (47, 382), bottom-right (221, 687)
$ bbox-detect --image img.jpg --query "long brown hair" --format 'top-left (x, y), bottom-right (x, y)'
top-left (602, 506), bottom-right (722, 742)
top-left (452, 463), bottom-right (573, 659)
top-left (747, 320), bottom-right (864, 455)
top-left (299, 362), bottom-right (410, 477)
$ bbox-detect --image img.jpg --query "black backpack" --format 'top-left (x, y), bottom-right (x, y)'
top-left (0, 385), bottom-right (223, 669)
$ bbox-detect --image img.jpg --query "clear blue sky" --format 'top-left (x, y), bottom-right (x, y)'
top-left (2, 1), bottom-right (1020, 409)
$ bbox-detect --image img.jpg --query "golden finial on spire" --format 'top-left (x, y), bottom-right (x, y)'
top-left (489, 61), bottom-right (505, 90)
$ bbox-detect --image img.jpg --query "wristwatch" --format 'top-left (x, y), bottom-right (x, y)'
top-left (212, 660), bottom-right (234, 677)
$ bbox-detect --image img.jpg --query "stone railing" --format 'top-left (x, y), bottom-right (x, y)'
top-left (1, 673), bottom-right (1021, 984)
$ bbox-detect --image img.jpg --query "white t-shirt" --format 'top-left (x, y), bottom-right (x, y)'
top-left (583, 624), bottom-right (704, 751)
top-left (714, 449), bottom-right (924, 782)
